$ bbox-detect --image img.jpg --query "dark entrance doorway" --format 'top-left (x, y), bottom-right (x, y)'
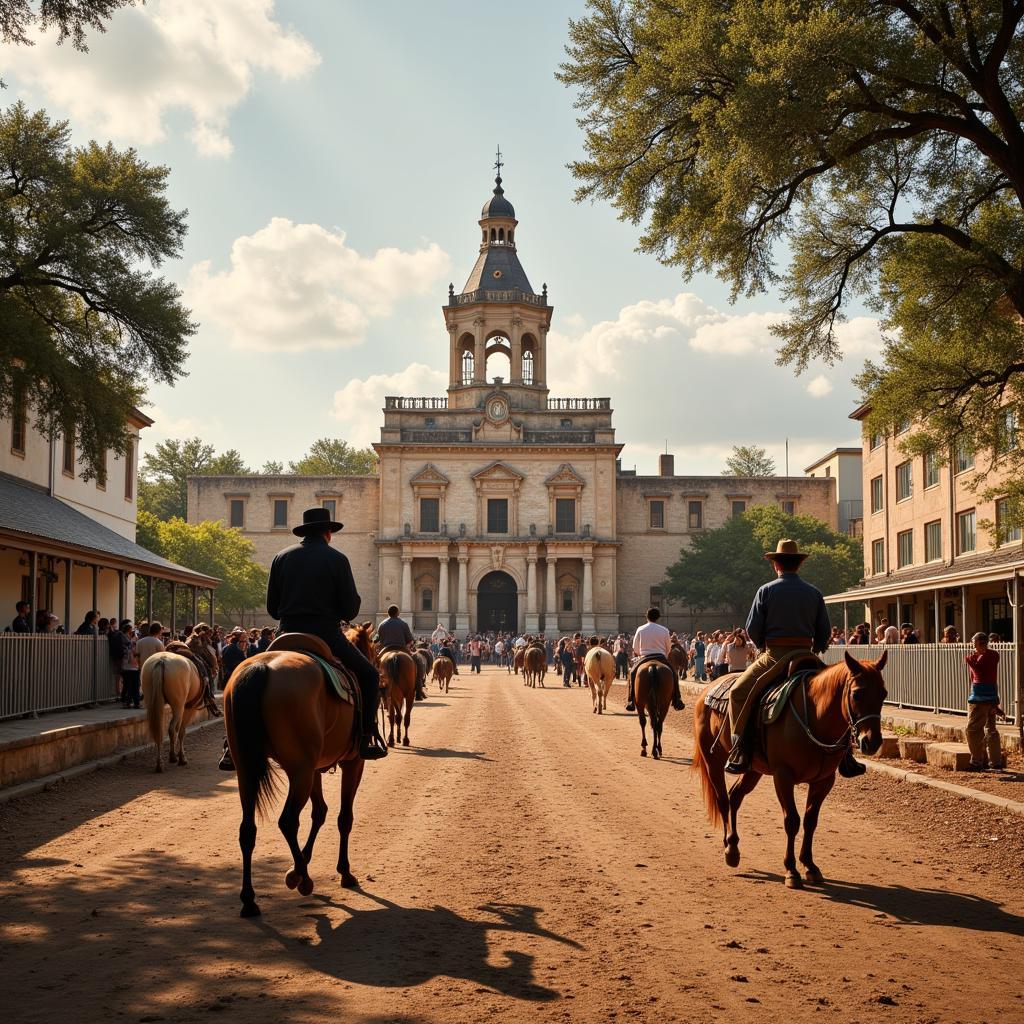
top-left (477, 571), bottom-right (518, 632)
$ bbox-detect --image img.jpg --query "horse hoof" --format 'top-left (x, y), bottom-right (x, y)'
top-left (340, 872), bottom-right (358, 889)
top-left (168, 754), bottom-right (177, 764)
top-left (803, 868), bottom-right (824, 885)
top-left (240, 902), bottom-right (261, 918)
top-left (402, 737), bottom-right (410, 747)
top-left (725, 846), bottom-right (740, 868)
top-left (640, 749), bottom-right (647, 757)
top-left (154, 764), bottom-right (163, 774)
top-left (177, 758), bottom-right (188, 767)
top-left (297, 876), bottom-right (315, 897)
top-left (285, 869), bottom-right (301, 890)
top-left (652, 750), bottom-right (660, 760)
top-left (785, 873), bottom-right (803, 889)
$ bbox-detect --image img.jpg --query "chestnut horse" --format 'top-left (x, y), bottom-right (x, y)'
top-left (523, 645), bottom-right (546, 688)
top-left (634, 661), bottom-right (675, 758)
top-left (223, 623), bottom-right (376, 917)
top-left (141, 651), bottom-right (203, 772)
top-left (584, 645), bottom-right (615, 714)
top-left (668, 643), bottom-right (688, 680)
top-left (693, 651), bottom-right (887, 887)
top-left (432, 655), bottom-right (454, 693)
top-left (379, 649), bottom-right (418, 747)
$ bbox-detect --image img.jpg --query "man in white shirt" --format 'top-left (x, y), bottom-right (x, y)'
top-left (136, 620), bottom-right (165, 671)
top-left (626, 607), bottom-right (685, 713)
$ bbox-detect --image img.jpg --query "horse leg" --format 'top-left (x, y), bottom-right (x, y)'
top-left (177, 709), bottom-right (195, 766)
top-left (238, 788), bottom-right (260, 917)
top-left (772, 773), bottom-right (803, 888)
top-left (301, 770), bottom-right (329, 866)
top-left (167, 706), bottom-right (180, 764)
top-left (402, 692), bottom-right (411, 746)
top-left (387, 698), bottom-right (396, 747)
top-left (280, 766), bottom-right (316, 897)
top-left (638, 709), bottom-right (648, 757)
top-left (799, 775), bottom-right (835, 884)
top-left (337, 757), bottom-right (366, 888)
top-left (725, 771), bottom-right (762, 868)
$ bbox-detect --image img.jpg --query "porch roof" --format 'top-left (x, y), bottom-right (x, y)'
top-left (0, 474), bottom-right (218, 588)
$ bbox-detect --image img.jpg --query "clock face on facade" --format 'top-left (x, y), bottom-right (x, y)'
top-left (488, 397), bottom-right (508, 422)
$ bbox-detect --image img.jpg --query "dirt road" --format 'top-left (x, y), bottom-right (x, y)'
top-left (2, 666), bottom-right (1023, 1024)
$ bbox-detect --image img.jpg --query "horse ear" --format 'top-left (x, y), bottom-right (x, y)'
top-left (362, 620), bottom-right (372, 630)
top-left (874, 649), bottom-right (888, 672)
top-left (843, 650), bottom-right (864, 675)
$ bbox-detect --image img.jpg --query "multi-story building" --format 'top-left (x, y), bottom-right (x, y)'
top-left (804, 447), bottom-right (863, 535)
top-left (826, 404), bottom-right (1023, 641)
top-left (189, 172), bottom-right (837, 633)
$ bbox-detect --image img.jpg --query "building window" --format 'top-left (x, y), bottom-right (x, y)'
top-left (487, 498), bottom-right (508, 534)
top-left (871, 538), bottom-right (885, 575)
top-left (461, 349), bottom-right (474, 385)
top-left (273, 499), bottom-right (289, 528)
top-left (954, 439), bottom-right (974, 474)
top-left (523, 349), bottom-right (535, 384)
top-left (731, 500), bottom-right (746, 517)
top-left (561, 588), bottom-right (575, 612)
top-left (897, 417), bottom-right (911, 434)
top-left (62, 434), bottom-right (75, 476)
top-left (560, 418), bottom-right (572, 429)
top-left (424, 417), bottom-right (435, 428)
top-left (869, 431), bottom-right (884, 450)
top-left (650, 585), bottom-right (663, 611)
top-left (996, 498), bottom-right (1022, 544)
top-left (555, 498), bottom-right (576, 533)
top-left (649, 500), bottom-right (665, 529)
top-left (322, 499), bottom-right (337, 519)
top-left (924, 451), bottom-right (940, 488)
top-left (124, 441), bottom-right (134, 500)
top-left (896, 529), bottom-right (913, 568)
top-left (229, 499), bottom-right (245, 528)
top-left (956, 509), bottom-right (976, 554)
top-left (781, 500), bottom-right (796, 515)
top-left (11, 395), bottom-right (26, 455)
top-left (895, 461), bottom-right (913, 502)
top-left (420, 497), bottom-right (440, 533)
top-left (870, 475), bottom-right (883, 514)
top-left (687, 500), bottom-right (703, 530)
top-left (421, 588), bottom-right (433, 612)
top-left (1000, 407), bottom-right (1019, 453)
top-left (925, 520), bottom-right (942, 562)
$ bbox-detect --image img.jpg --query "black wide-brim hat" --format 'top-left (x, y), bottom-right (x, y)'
top-left (293, 506), bottom-right (343, 536)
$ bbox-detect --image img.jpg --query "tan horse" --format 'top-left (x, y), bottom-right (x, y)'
top-left (584, 645), bottom-right (616, 714)
top-left (523, 645), bottom-right (546, 688)
top-left (634, 661), bottom-right (675, 758)
top-left (513, 647), bottom-right (525, 675)
top-left (379, 649), bottom-right (418, 747)
top-left (692, 651), bottom-right (887, 887)
top-left (432, 655), bottom-right (454, 693)
top-left (141, 651), bottom-right (203, 772)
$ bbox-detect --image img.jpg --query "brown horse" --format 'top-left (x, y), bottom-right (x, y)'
top-left (141, 651), bottom-right (203, 772)
top-left (523, 645), bottom-right (546, 688)
top-left (668, 643), bottom-right (688, 680)
top-left (379, 649), bottom-right (418, 747)
top-left (513, 647), bottom-right (525, 675)
top-left (634, 661), bottom-right (675, 758)
top-left (432, 655), bottom-right (454, 693)
top-left (223, 625), bottom-right (377, 918)
top-left (693, 651), bottom-right (887, 887)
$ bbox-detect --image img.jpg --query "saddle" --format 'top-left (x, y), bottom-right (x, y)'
top-left (704, 652), bottom-right (824, 719)
top-left (266, 632), bottom-right (359, 708)
top-left (164, 641), bottom-right (221, 715)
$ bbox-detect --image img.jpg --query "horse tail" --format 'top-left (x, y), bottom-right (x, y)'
top-left (386, 653), bottom-right (402, 686)
top-left (646, 664), bottom-right (661, 731)
top-left (227, 660), bottom-right (277, 819)
top-left (146, 656), bottom-right (165, 747)
top-left (691, 697), bottom-right (725, 828)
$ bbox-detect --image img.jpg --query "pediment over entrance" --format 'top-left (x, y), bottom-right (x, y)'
top-left (409, 463), bottom-right (450, 486)
top-left (471, 461), bottom-right (525, 484)
top-left (545, 464), bottom-right (586, 488)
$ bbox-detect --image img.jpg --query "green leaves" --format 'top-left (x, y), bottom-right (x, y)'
top-left (288, 438), bottom-right (378, 476)
top-left (139, 438), bottom-right (251, 522)
top-left (722, 444), bottom-right (776, 476)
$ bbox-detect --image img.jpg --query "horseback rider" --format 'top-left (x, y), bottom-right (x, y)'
top-left (439, 634), bottom-right (460, 674)
top-left (625, 607), bottom-right (686, 713)
top-left (724, 539), bottom-right (863, 777)
top-left (377, 605), bottom-right (425, 700)
top-left (221, 507), bottom-right (387, 766)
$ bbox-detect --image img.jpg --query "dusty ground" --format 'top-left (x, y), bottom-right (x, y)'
top-left (2, 666), bottom-right (1023, 1024)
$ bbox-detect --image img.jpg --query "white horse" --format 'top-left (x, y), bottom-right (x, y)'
top-left (141, 651), bottom-right (204, 772)
top-left (585, 646), bottom-right (616, 714)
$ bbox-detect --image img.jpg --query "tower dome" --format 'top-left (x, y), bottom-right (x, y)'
top-left (481, 175), bottom-right (515, 219)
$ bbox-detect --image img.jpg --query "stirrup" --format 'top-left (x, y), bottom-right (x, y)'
top-left (218, 741), bottom-right (234, 772)
top-left (360, 731), bottom-right (389, 761)
top-left (724, 740), bottom-right (750, 775)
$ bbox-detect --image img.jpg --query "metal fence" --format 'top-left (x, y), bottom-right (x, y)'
top-left (0, 635), bottom-right (119, 720)
top-left (822, 642), bottom-right (1017, 723)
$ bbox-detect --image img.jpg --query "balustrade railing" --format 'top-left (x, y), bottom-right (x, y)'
top-left (448, 288), bottom-right (547, 307)
top-left (546, 398), bottom-right (611, 411)
top-left (0, 635), bottom-right (119, 720)
top-left (385, 396), bottom-right (449, 410)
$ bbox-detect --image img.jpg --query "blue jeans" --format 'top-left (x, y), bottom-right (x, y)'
top-left (694, 656), bottom-right (706, 681)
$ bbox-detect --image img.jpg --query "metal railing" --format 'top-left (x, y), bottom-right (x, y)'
top-left (821, 642), bottom-right (1017, 722)
top-left (0, 635), bottom-right (119, 720)
top-left (385, 396), bottom-right (449, 410)
top-left (547, 398), bottom-right (611, 410)
top-left (448, 288), bottom-right (547, 307)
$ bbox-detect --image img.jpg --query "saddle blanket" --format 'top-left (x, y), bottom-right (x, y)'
top-left (704, 670), bottom-right (817, 725)
top-left (307, 652), bottom-right (358, 707)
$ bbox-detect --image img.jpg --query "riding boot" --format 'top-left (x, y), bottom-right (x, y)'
top-left (724, 732), bottom-right (751, 775)
top-left (671, 677), bottom-right (685, 712)
top-left (838, 743), bottom-right (866, 778)
top-left (218, 737), bottom-right (234, 771)
top-left (625, 674), bottom-right (636, 712)
top-left (358, 679), bottom-right (388, 761)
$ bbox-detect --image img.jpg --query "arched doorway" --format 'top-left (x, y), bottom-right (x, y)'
top-left (476, 571), bottom-right (517, 632)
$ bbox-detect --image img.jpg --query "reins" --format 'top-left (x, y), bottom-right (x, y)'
top-left (788, 669), bottom-right (881, 752)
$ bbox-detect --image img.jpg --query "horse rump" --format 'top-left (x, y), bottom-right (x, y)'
top-left (225, 660), bottom-right (278, 818)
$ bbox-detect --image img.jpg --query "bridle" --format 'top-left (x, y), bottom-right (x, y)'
top-left (789, 670), bottom-right (882, 752)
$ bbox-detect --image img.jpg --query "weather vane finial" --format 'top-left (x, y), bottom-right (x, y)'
top-left (494, 144), bottom-right (503, 179)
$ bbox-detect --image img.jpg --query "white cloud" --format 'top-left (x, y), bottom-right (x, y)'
top-left (1, 0), bottom-right (319, 157)
top-left (689, 311), bottom-right (780, 356)
top-left (331, 363), bottom-right (448, 447)
top-left (835, 316), bottom-right (886, 359)
top-left (186, 218), bottom-right (451, 351)
top-left (806, 374), bottom-right (834, 398)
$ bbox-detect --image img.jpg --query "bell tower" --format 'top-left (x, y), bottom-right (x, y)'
top-left (444, 151), bottom-right (552, 411)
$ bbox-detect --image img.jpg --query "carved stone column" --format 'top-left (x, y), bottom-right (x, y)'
top-left (401, 554), bottom-right (413, 615)
top-left (581, 555), bottom-right (596, 632)
top-left (438, 556), bottom-right (450, 623)
top-left (455, 547), bottom-right (470, 633)
top-left (525, 549), bottom-right (539, 632)
top-left (545, 554), bottom-right (557, 632)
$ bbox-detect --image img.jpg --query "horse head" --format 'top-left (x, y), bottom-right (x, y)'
top-left (842, 650), bottom-right (888, 755)
top-left (345, 621), bottom-right (376, 661)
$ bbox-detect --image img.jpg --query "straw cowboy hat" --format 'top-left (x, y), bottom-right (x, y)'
top-left (764, 538), bottom-right (809, 563)
top-left (292, 506), bottom-right (343, 537)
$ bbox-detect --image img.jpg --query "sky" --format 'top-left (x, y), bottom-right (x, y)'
top-left (2, 0), bottom-right (881, 476)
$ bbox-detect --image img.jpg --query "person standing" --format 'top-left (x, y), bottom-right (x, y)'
top-left (692, 632), bottom-right (707, 682)
top-left (469, 635), bottom-right (482, 673)
top-left (74, 610), bottom-right (99, 636)
top-left (965, 633), bottom-right (1004, 771)
top-left (221, 630), bottom-right (250, 681)
top-left (136, 621), bottom-right (165, 671)
top-left (119, 621), bottom-right (141, 709)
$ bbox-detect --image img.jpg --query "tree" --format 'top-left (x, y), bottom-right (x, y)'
top-left (559, 2), bottom-right (1024, 523)
top-left (0, 102), bottom-right (194, 478)
top-left (662, 506), bottom-right (862, 622)
top-left (260, 459), bottom-right (284, 474)
top-left (139, 437), bottom-right (251, 521)
top-left (135, 514), bottom-right (268, 624)
top-left (289, 438), bottom-right (378, 476)
top-left (722, 444), bottom-right (776, 477)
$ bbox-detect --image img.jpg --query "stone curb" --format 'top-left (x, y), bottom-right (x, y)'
top-left (0, 715), bottom-right (225, 806)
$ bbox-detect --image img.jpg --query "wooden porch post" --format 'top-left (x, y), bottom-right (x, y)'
top-left (170, 582), bottom-right (177, 635)
top-left (28, 549), bottom-right (38, 629)
top-left (117, 569), bottom-right (125, 624)
top-left (191, 586), bottom-right (198, 626)
top-left (91, 565), bottom-right (98, 620)
top-left (146, 575), bottom-right (154, 623)
top-left (933, 588), bottom-right (940, 644)
top-left (210, 588), bottom-right (216, 627)
top-left (64, 557), bottom-right (72, 632)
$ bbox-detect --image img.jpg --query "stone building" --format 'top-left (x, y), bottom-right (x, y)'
top-left (188, 172), bottom-right (837, 633)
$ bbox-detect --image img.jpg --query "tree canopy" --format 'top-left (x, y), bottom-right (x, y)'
top-left (289, 438), bottom-right (378, 476)
top-left (139, 438), bottom-right (250, 521)
top-left (722, 444), bottom-right (776, 476)
top-left (662, 505), bottom-right (862, 621)
top-left (560, 2), bottom-right (1024, 522)
top-left (0, 102), bottom-right (194, 479)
